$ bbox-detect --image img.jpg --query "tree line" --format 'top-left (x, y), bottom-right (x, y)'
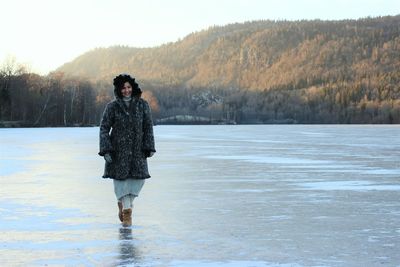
top-left (0, 61), bottom-right (103, 126)
top-left (1, 62), bottom-right (398, 126)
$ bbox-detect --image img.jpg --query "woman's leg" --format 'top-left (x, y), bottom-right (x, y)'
top-left (120, 194), bottom-right (136, 210)
top-left (119, 194), bottom-right (136, 226)
top-left (113, 179), bottom-right (145, 222)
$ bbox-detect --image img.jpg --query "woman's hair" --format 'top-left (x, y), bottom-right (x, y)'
top-left (113, 73), bottom-right (142, 98)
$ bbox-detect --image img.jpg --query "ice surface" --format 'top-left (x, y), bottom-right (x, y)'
top-left (297, 180), bottom-right (400, 191)
top-left (0, 125), bottom-right (399, 266)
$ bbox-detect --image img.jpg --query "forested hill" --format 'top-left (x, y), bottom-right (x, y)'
top-left (57, 16), bottom-right (400, 92)
top-left (2, 16), bottom-right (399, 127)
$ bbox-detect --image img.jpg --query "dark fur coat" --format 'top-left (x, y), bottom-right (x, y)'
top-left (99, 97), bottom-right (156, 179)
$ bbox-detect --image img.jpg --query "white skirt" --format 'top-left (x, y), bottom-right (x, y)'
top-left (113, 179), bottom-right (145, 200)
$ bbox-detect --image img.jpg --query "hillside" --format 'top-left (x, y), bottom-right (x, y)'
top-left (57, 16), bottom-right (400, 92)
top-left (2, 16), bottom-right (399, 126)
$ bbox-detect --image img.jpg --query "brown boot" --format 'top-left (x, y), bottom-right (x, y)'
top-left (118, 202), bottom-right (123, 222)
top-left (122, 208), bottom-right (132, 227)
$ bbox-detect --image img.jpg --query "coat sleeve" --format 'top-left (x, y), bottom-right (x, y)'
top-left (99, 103), bottom-right (115, 156)
top-left (142, 100), bottom-right (156, 153)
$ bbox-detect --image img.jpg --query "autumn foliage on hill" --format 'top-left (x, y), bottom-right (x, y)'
top-left (1, 16), bottom-right (399, 125)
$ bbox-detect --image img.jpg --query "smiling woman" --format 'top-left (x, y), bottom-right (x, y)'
top-left (99, 73), bottom-right (156, 227)
top-left (121, 82), bottom-right (133, 98)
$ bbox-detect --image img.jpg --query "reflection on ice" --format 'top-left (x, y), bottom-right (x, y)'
top-left (117, 228), bottom-right (144, 266)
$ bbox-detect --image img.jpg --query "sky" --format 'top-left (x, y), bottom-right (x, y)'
top-left (1, 0), bottom-right (399, 74)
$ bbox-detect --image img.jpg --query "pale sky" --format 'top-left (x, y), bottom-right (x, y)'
top-left (1, 0), bottom-right (399, 74)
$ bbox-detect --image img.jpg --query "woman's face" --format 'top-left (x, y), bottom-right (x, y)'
top-left (121, 82), bottom-right (132, 97)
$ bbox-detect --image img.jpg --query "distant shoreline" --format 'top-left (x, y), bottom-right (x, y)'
top-left (1, 120), bottom-right (398, 128)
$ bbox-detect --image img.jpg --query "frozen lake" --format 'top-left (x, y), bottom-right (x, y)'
top-left (0, 125), bottom-right (399, 266)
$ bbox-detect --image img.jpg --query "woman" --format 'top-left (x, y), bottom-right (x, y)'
top-left (99, 74), bottom-right (156, 227)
